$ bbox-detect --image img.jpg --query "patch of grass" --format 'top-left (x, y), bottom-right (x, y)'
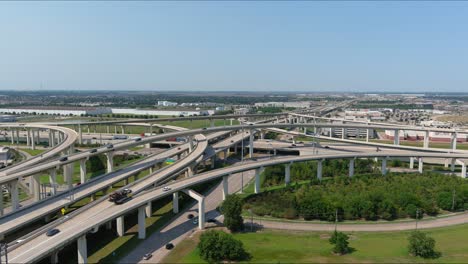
top-left (18, 148), bottom-right (46, 156)
top-left (170, 224), bottom-right (468, 263)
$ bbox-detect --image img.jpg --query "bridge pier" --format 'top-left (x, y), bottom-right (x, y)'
top-left (145, 201), bottom-right (152, 217)
top-left (50, 251), bottom-right (59, 264)
top-left (349, 159), bottom-right (355, 177)
top-left (63, 164), bottom-right (73, 190)
top-left (222, 175), bottom-right (229, 200)
top-left (26, 129), bottom-right (30, 147)
top-left (116, 216), bottom-right (125, 237)
top-left (249, 129), bottom-right (254, 158)
top-left (317, 160), bottom-right (323, 180)
top-left (451, 132), bottom-right (457, 150)
top-left (366, 129), bottom-right (370, 142)
top-left (183, 189), bottom-right (205, 229)
top-left (381, 158), bottom-right (387, 176)
top-left (451, 158), bottom-right (456, 172)
top-left (138, 206), bottom-right (146, 239)
top-left (394, 129), bottom-right (400, 145)
top-left (77, 235), bottom-right (87, 264)
top-left (285, 163), bottom-right (291, 185)
top-left (418, 158), bottom-right (423, 174)
top-left (80, 159), bottom-right (87, 184)
top-left (173, 192), bottom-right (179, 214)
top-left (105, 152), bottom-right (114, 173)
top-left (461, 163), bottom-right (467, 178)
top-left (0, 186), bottom-right (3, 216)
top-left (409, 157), bottom-right (414, 169)
top-left (32, 174), bottom-right (41, 202)
top-left (78, 124), bottom-right (83, 144)
top-left (10, 180), bottom-right (19, 211)
top-left (423, 131), bottom-right (430, 149)
top-left (254, 167), bottom-right (262, 194)
top-left (210, 119), bottom-right (215, 128)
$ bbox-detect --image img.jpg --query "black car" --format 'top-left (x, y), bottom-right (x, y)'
top-left (90, 149), bottom-right (97, 153)
top-left (46, 228), bottom-right (60, 237)
top-left (187, 214), bottom-right (194, 219)
top-left (106, 144), bottom-right (114, 149)
top-left (165, 243), bottom-right (174, 250)
top-left (134, 137), bottom-right (142, 142)
top-left (207, 219), bottom-right (216, 223)
top-left (324, 146), bottom-right (330, 149)
top-left (202, 127), bottom-right (207, 130)
top-left (59, 157), bottom-right (68, 162)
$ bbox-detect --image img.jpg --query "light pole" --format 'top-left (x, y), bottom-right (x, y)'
top-left (240, 125), bottom-right (245, 193)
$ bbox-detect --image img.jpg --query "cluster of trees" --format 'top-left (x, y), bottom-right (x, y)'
top-left (198, 230), bottom-right (249, 263)
top-left (245, 172), bottom-right (468, 221)
top-left (87, 153), bottom-right (141, 173)
top-left (220, 195), bottom-right (244, 232)
top-left (261, 159), bottom-right (378, 187)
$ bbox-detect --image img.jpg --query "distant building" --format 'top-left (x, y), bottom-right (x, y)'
top-left (384, 130), bottom-right (467, 143)
top-left (255, 101), bottom-right (311, 108)
top-left (234, 108), bottom-right (250, 115)
top-left (111, 108), bottom-right (210, 116)
top-left (0, 107), bottom-right (111, 116)
top-left (157, 101), bottom-right (178, 107)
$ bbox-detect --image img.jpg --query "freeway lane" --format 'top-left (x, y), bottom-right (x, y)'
top-left (8, 151), bottom-right (468, 263)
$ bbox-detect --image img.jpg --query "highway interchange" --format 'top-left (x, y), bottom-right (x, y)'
top-left (1, 112), bottom-right (468, 263)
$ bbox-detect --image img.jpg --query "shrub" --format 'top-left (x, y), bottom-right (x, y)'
top-left (329, 231), bottom-right (350, 255)
top-left (408, 231), bottom-right (439, 258)
top-left (198, 230), bottom-right (249, 263)
top-left (220, 195), bottom-right (244, 232)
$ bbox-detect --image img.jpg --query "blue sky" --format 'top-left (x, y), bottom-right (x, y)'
top-left (0, 1), bottom-right (467, 92)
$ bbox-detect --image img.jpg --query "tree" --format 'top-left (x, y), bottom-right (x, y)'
top-left (220, 194), bottom-right (244, 232)
top-left (198, 230), bottom-right (249, 263)
top-left (329, 231), bottom-right (350, 255)
top-left (408, 231), bottom-right (439, 258)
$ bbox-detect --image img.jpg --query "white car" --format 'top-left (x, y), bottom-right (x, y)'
top-left (162, 186), bottom-right (171, 192)
top-left (192, 218), bottom-right (198, 225)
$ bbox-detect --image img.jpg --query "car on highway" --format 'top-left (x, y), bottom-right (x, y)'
top-left (90, 149), bottom-right (97, 153)
top-left (59, 157), bottom-right (68, 162)
top-left (162, 186), bottom-right (171, 192)
top-left (187, 214), bottom-right (194, 219)
top-left (106, 144), bottom-right (114, 149)
top-left (192, 218), bottom-right (198, 225)
top-left (165, 243), bottom-right (174, 250)
top-left (202, 127), bottom-right (207, 130)
top-left (291, 144), bottom-right (297, 147)
top-left (207, 218), bottom-right (216, 223)
top-left (133, 137), bottom-right (142, 142)
top-left (324, 146), bottom-right (330, 149)
top-left (46, 228), bottom-right (60, 237)
top-left (143, 253), bottom-right (153, 260)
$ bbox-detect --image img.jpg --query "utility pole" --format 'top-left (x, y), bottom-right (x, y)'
top-left (1, 243), bottom-right (8, 264)
top-left (452, 189), bottom-right (456, 212)
top-left (415, 208), bottom-right (419, 230)
top-left (334, 209), bottom-right (338, 232)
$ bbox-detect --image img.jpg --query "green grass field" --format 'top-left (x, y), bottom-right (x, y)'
top-left (165, 224), bottom-right (468, 263)
top-left (18, 148), bottom-right (46, 156)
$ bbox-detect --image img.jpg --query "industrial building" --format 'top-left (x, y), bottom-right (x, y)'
top-left (0, 107), bottom-right (112, 116)
top-left (111, 108), bottom-right (211, 116)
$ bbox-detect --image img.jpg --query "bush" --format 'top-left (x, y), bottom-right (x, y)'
top-left (220, 195), bottom-right (244, 232)
top-left (329, 231), bottom-right (350, 255)
top-left (198, 230), bottom-right (249, 263)
top-left (408, 231), bottom-right (439, 258)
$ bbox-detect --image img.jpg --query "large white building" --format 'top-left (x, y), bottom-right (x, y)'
top-left (157, 101), bottom-right (178, 107)
top-left (111, 108), bottom-right (211, 116)
top-left (0, 107), bottom-right (111, 116)
top-left (0, 147), bottom-right (10, 164)
top-left (255, 101), bottom-right (311, 108)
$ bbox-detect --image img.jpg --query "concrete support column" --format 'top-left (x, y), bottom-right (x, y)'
top-left (49, 168), bottom-right (57, 195)
top-left (394, 129), bottom-right (400, 145)
top-left (210, 119), bottom-right (215, 128)
top-left (145, 201), bottom-right (152, 217)
top-left (349, 159), bottom-right (355, 177)
top-left (138, 206), bottom-right (146, 239)
top-left (114, 126), bottom-right (117, 134)
top-left (106, 125), bottom-right (110, 134)
top-left (285, 163), bottom-right (291, 185)
top-left (423, 131), bottom-right (430, 149)
top-left (341, 128), bottom-right (345, 139)
top-left (188, 136), bottom-right (194, 152)
top-left (31, 130), bottom-right (36, 150)
top-left (78, 124), bottom-right (83, 144)
top-left (317, 160), bottom-right (323, 180)
top-left (366, 129), bottom-right (370, 142)
top-left (77, 235), bottom-right (87, 264)
top-left (249, 129), bottom-right (254, 158)
top-left (461, 163), bottom-right (467, 178)
top-left (10, 180), bottom-right (19, 211)
top-left (451, 158), bottom-right (456, 172)
top-left (198, 197), bottom-right (205, 230)
top-left (16, 129), bottom-right (19, 144)
top-left (222, 175), bottom-right (229, 200)
top-left (0, 185), bottom-right (3, 216)
top-left (26, 129), bottom-right (30, 146)
top-left (382, 158), bottom-right (387, 176)
top-left (121, 125), bottom-right (125, 135)
top-left (445, 159), bottom-right (449, 168)
top-left (50, 251), bottom-right (59, 264)
top-left (418, 158), bottom-right (423, 174)
top-left (410, 157), bottom-right (414, 169)
top-left (173, 192), bottom-right (179, 214)
top-left (63, 164), bottom-right (73, 190)
top-left (105, 152), bottom-right (114, 173)
top-left (451, 132), bottom-right (458, 150)
top-left (80, 159), bottom-right (87, 184)
top-left (254, 167), bottom-right (262, 194)
top-left (10, 128), bottom-right (14, 144)
top-left (116, 216), bottom-right (125, 237)
top-left (32, 174), bottom-right (41, 201)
